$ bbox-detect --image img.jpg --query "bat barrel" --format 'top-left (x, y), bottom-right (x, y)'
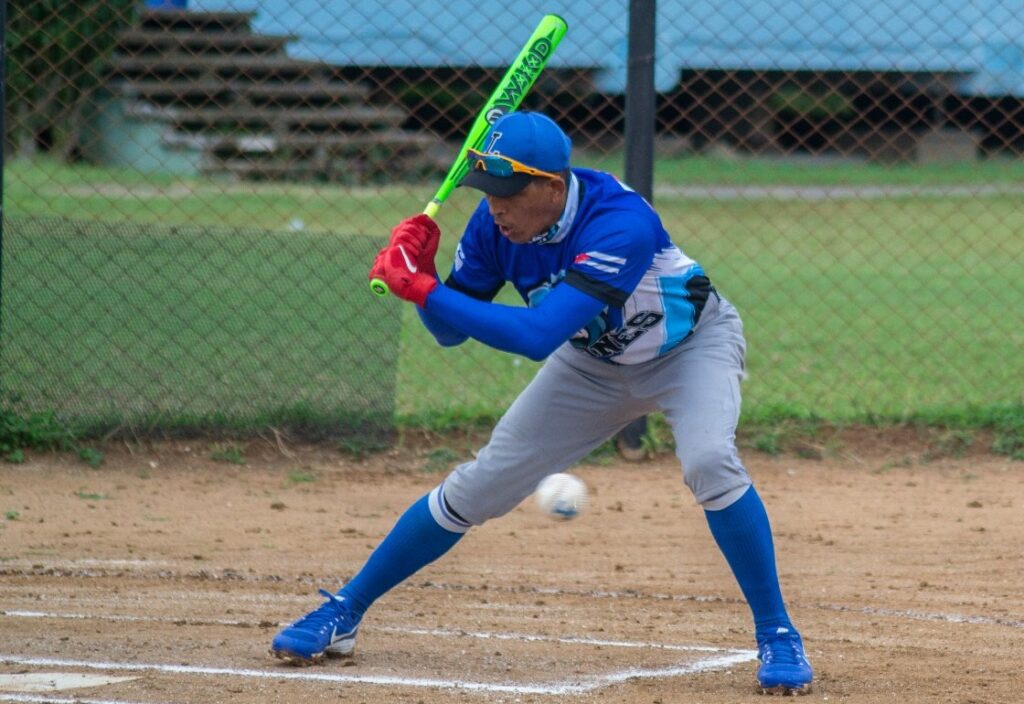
top-left (370, 14), bottom-right (567, 298)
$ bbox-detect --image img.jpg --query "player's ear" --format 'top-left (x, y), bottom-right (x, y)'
top-left (544, 173), bottom-right (568, 200)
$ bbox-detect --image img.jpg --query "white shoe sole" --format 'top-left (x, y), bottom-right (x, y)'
top-left (758, 682), bottom-right (813, 696)
top-left (271, 637), bottom-right (356, 667)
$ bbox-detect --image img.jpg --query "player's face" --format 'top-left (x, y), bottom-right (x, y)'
top-left (485, 177), bottom-right (567, 245)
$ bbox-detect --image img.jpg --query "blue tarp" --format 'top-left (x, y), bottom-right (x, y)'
top-left (191, 0), bottom-right (1024, 96)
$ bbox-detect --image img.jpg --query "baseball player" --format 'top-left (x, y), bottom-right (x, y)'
top-left (271, 112), bottom-right (814, 695)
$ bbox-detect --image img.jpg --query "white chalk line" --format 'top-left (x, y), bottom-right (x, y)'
top-left (0, 609), bottom-right (753, 695)
top-left (423, 582), bottom-right (1024, 631)
top-left (5, 572), bottom-right (1023, 632)
top-left (6, 576), bottom-right (1023, 633)
top-left (1, 609), bottom-right (735, 654)
top-left (1, 610), bottom-right (260, 629)
top-left (0, 695), bottom-right (153, 704)
top-left (830, 604), bottom-right (1024, 630)
top-left (9, 561), bottom-right (1020, 631)
top-left (378, 626), bottom-right (729, 653)
top-left (0, 653), bottom-right (756, 696)
top-left (0, 559), bottom-right (168, 568)
top-left (6, 592), bottom-right (1018, 695)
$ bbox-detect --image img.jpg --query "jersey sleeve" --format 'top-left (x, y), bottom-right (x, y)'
top-left (444, 201), bottom-right (505, 302)
top-left (417, 304), bottom-right (468, 347)
top-left (563, 212), bottom-right (658, 307)
top-left (425, 278), bottom-right (608, 361)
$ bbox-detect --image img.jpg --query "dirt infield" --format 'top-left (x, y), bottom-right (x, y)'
top-left (1, 437), bottom-right (1021, 703)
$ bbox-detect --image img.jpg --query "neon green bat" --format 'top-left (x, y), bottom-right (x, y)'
top-left (371, 14), bottom-right (568, 297)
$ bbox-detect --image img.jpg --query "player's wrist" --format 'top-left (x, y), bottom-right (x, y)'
top-left (409, 276), bottom-right (439, 308)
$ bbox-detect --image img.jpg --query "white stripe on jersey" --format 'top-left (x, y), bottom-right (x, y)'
top-left (576, 250), bottom-right (625, 274)
top-left (580, 260), bottom-right (620, 274)
top-left (585, 251), bottom-right (627, 265)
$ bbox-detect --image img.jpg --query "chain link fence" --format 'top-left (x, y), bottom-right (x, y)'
top-left (3, 0), bottom-right (1022, 440)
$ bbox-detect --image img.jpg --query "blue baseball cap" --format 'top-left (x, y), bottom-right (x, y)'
top-left (460, 112), bottom-right (572, 197)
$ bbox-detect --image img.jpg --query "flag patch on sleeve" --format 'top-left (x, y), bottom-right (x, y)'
top-left (573, 251), bottom-right (626, 274)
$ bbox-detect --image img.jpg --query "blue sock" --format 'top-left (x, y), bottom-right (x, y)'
top-left (339, 494), bottom-right (463, 616)
top-left (704, 485), bottom-right (792, 635)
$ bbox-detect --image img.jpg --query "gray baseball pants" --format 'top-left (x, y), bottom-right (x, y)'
top-left (435, 293), bottom-right (752, 530)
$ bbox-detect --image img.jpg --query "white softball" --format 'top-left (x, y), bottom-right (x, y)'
top-left (534, 473), bottom-right (588, 520)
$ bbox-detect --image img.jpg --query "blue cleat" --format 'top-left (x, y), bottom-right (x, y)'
top-left (271, 589), bottom-right (361, 665)
top-left (756, 626), bottom-right (813, 695)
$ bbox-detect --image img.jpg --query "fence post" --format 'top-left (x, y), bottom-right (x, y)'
top-left (625, 0), bottom-right (656, 202)
top-left (1, 0), bottom-right (6, 340)
top-left (617, 0), bottom-right (657, 460)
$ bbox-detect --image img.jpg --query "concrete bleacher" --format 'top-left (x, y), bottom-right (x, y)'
top-left (88, 8), bottom-right (442, 182)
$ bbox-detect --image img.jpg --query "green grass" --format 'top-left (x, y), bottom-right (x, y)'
top-left (2, 207), bottom-right (402, 438)
top-left (3, 156), bottom-right (1023, 442)
top-left (661, 194), bottom-right (1024, 417)
top-left (574, 149), bottom-right (1024, 186)
top-left (210, 443), bottom-right (246, 465)
top-left (8, 159), bottom-right (448, 235)
top-left (74, 491), bottom-right (108, 500)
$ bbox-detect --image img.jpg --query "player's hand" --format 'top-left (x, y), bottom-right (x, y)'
top-left (378, 244), bottom-right (438, 307)
top-left (388, 214), bottom-right (440, 278)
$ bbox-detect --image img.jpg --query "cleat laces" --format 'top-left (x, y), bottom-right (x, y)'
top-left (289, 589), bottom-right (349, 635)
top-left (758, 627), bottom-right (808, 667)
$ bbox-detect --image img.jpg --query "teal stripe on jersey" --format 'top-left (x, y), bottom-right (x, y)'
top-left (656, 274), bottom-right (697, 356)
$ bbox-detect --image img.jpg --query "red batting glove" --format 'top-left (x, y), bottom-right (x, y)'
top-left (380, 244), bottom-right (438, 307)
top-left (417, 221), bottom-right (440, 279)
top-left (388, 214), bottom-right (440, 277)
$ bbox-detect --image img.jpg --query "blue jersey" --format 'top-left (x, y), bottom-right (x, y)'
top-left (446, 168), bottom-right (713, 364)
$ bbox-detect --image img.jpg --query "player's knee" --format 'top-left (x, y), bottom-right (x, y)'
top-left (435, 478), bottom-right (519, 528)
top-left (678, 445), bottom-right (736, 492)
top-left (427, 484), bottom-right (475, 533)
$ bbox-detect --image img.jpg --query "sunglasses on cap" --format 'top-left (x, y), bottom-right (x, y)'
top-left (466, 149), bottom-right (562, 180)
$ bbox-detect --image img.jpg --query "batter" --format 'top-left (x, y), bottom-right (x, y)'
top-left (271, 111), bottom-right (814, 695)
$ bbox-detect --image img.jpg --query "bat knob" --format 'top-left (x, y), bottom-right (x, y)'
top-left (370, 278), bottom-right (390, 297)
